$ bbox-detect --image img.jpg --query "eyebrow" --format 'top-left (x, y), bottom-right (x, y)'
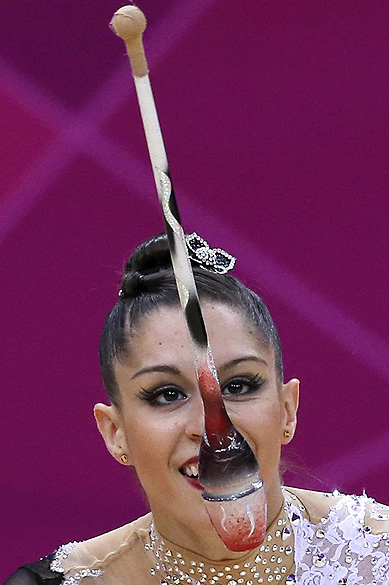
top-left (131, 356), bottom-right (268, 380)
top-left (219, 356), bottom-right (268, 372)
top-left (131, 364), bottom-right (181, 380)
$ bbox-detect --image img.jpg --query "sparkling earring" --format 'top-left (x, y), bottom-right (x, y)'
top-left (284, 430), bottom-right (291, 438)
top-left (120, 454), bottom-right (128, 463)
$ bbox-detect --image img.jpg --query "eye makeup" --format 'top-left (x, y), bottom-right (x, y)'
top-left (221, 373), bottom-right (266, 399)
top-left (139, 385), bottom-right (188, 407)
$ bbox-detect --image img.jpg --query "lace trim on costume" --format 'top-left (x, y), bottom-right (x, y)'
top-left (50, 541), bottom-right (103, 584)
top-left (288, 491), bottom-right (389, 585)
top-left (370, 502), bottom-right (389, 522)
top-left (50, 543), bottom-right (78, 573)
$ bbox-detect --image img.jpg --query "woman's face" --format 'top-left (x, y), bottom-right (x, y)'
top-left (95, 302), bottom-right (299, 549)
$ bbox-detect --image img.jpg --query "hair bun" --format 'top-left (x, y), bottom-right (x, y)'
top-left (120, 271), bottom-right (145, 298)
top-left (119, 233), bottom-right (172, 299)
top-left (126, 233), bottom-right (171, 276)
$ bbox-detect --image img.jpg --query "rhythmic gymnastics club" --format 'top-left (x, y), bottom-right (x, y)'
top-left (110, 5), bottom-right (267, 551)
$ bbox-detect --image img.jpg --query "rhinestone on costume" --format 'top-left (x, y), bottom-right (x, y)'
top-left (291, 513), bottom-right (300, 525)
top-left (282, 527), bottom-right (291, 540)
top-left (316, 529), bottom-right (325, 539)
top-left (62, 569), bottom-right (103, 585)
top-left (285, 576), bottom-right (296, 583)
top-left (50, 542), bottom-right (78, 574)
top-left (313, 554), bottom-right (327, 568)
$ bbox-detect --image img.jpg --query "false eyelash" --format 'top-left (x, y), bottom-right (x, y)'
top-left (139, 386), bottom-right (161, 400)
top-left (222, 373), bottom-right (266, 395)
top-left (228, 373), bottom-right (265, 387)
top-left (139, 385), bottom-right (186, 403)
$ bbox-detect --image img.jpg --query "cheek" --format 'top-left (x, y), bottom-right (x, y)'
top-left (123, 415), bottom-right (183, 468)
top-left (226, 397), bottom-right (282, 433)
top-left (225, 400), bottom-right (283, 459)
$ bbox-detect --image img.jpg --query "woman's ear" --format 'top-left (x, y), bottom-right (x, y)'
top-left (280, 378), bottom-right (300, 445)
top-left (94, 403), bottom-right (132, 465)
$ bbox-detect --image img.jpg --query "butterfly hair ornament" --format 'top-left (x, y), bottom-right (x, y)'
top-left (110, 5), bottom-right (267, 552)
top-left (185, 233), bottom-right (236, 274)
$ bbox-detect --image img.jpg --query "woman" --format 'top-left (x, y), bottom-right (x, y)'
top-left (4, 233), bottom-right (389, 585)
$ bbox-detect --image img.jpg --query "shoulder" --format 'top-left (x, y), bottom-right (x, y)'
top-left (52, 512), bottom-right (153, 575)
top-left (285, 488), bottom-right (389, 583)
top-left (3, 513), bottom-right (153, 585)
top-left (286, 485), bottom-right (389, 534)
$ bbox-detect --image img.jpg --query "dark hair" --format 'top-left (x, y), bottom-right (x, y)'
top-left (99, 233), bottom-right (283, 406)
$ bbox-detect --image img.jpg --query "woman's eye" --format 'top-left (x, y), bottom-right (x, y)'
top-left (140, 386), bottom-right (187, 407)
top-left (222, 375), bottom-right (265, 399)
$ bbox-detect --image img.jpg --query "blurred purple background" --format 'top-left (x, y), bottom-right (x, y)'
top-left (1, 0), bottom-right (388, 578)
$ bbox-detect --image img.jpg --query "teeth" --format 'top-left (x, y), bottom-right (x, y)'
top-left (182, 463), bottom-right (199, 478)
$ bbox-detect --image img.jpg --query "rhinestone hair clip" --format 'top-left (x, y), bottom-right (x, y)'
top-left (185, 232), bottom-right (236, 275)
top-left (118, 233), bottom-right (236, 297)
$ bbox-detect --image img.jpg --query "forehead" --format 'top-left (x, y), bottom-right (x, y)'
top-left (121, 302), bottom-right (275, 374)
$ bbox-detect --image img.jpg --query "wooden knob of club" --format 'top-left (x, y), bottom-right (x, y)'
top-left (111, 5), bottom-right (148, 77)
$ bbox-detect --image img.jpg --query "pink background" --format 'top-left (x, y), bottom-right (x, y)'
top-left (1, 0), bottom-right (388, 578)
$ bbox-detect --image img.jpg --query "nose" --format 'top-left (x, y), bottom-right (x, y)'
top-left (185, 393), bottom-right (205, 440)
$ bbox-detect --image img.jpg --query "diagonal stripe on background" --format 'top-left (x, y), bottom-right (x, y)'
top-left (0, 0), bottom-right (219, 243)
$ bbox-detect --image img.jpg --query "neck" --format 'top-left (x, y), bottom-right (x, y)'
top-left (153, 483), bottom-right (284, 561)
top-left (146, 487), bottom-right (296, 585)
